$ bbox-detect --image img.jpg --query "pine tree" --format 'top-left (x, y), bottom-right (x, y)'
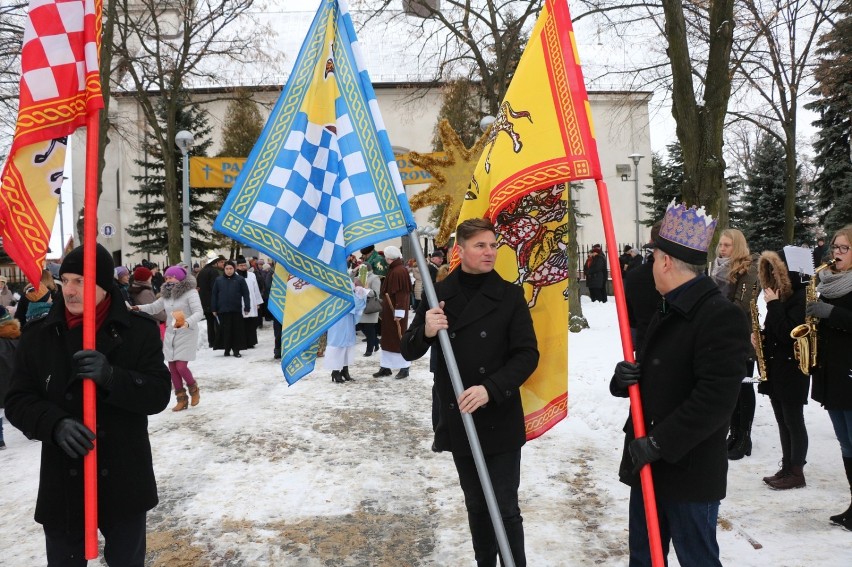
top-left (127, 92), bottom-right (216, 260)
top-left (213, 90), bottom-right (265, 253)
top-left (740, 136), bottom-right (815, 251)
top-left (643, 143), bottom-right (684, 225)
top-left (806, 0), bottom-right (852, 236)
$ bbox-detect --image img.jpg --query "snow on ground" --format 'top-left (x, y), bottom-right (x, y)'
top-left (2, 297), bottom-right (851, 566)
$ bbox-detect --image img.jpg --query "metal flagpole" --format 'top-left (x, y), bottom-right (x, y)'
top-left (407, 231), bottom-right (516, 567)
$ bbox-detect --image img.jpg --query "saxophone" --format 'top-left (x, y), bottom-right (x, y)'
top-left (750, 283), bottom-right (767, 381)
top-left (790, 258), bottom-right (837, 375)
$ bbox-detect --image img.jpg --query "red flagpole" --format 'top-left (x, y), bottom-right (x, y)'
top-left (82, 109), bottom-right (101, 559)
top-left (595, 179), bottom-right (664, 566)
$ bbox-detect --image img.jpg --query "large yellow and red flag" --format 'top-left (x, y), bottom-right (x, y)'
top-left (454, 0), bottom-right (602, 440)
top-left (0, 0), bottom-right (103, 285)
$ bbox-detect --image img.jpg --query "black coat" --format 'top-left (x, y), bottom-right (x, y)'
top-left (585, 253), bottom-right (607, 289)
top-left (4, 287), bottom-right (171, 529)
top-left (811, 283), bottom-right (852, 410)
top-left (624, 260), bottom-right (659, 354)
top-left (611, 275), bottom-right (749, 501)
top-left (757, 289), bottom-right (808, 404)
top-left (196, 263), bottom-right (222, 312)
top-left (211, 273), bottom-right (250, 314)
top-left (401, 269), bottom-right (539, 457)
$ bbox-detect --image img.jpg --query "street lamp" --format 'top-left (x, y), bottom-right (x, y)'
top-left (175, 130), bottom-right (195, 268)
top-left (629, 153), bottom-right (644, 247)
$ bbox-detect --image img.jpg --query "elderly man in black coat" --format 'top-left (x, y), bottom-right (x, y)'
top-left (4, 243), bottom-right (171, 566)
top-left (610, 203), bottom-right (749, 567)
top-left (402, 218), bottom-right (539, 567)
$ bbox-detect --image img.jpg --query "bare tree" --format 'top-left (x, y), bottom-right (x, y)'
top-left (728, 0), bottom-right (835, 243)
top-left (0, 2), bottom-right (26, 159)
top-left (110, 0), bottom-right (273, 263)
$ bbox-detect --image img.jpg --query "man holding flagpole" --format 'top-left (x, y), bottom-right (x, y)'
top-left (610, 202), bottom-right (748, 566)
top-left (402, 218), bottom-right (539, 567)
top-left (5, 244), bottom-right (171, 566)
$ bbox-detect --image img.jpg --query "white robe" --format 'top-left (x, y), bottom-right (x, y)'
top-left (241, 270), bottom-right (264, 318)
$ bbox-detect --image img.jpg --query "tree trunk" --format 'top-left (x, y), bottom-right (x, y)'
top-left (567, 184), bottom-right (588, 331)
top-left (662, 0), bottom-right (735, 219)
top-left (783, 120), bottom-right (797, 245)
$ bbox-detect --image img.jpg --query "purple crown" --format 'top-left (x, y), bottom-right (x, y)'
top-left (659, 200), bottom-right (717, 253)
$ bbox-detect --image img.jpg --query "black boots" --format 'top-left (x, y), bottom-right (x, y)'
top-left (726, 425), bottom-right (740, 451)
top-left (331, 370), bottom-right (345, 383)
top-left (728, 420), bottom-right (753, 460)
top-left (829, 457), bottom-right (852, 531)
top-left (395, 368), bottom-right (409, 379)
top-left (373, 367), bottom-right (392, 377)
top-left (341, 366), bottom-right (354, 382)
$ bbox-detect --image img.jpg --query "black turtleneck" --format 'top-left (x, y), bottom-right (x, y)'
top-left (458, 269), bottom-right (490, 301)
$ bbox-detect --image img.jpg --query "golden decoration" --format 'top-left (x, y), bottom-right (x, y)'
top-left (408, 119), bottom-right (490, 246)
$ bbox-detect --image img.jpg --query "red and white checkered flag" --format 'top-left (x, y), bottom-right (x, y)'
top-left (0, 0), bottom-right (103, 286)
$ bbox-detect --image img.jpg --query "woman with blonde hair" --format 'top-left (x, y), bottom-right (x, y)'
top-left (711, 228), bottom-right (760, 459)
top-left (807, 225), bottom-right (852, 530)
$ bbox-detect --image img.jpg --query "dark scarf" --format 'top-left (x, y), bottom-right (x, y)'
top-left (65, 295), bottom-right (112, 330)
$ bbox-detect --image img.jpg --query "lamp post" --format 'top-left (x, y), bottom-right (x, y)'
top-left (629, 153), bottom-right (644, 247)
top-left (175, 130), bottom-right (195, 268)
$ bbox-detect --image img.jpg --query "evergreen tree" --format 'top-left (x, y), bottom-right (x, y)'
top-left (740, 136), bottom-right (815, 251)
top-left (806, 0), bottom-right (852, 236)
top-left (643, 143), bottom-right (684, 225)
top-left (128, 92), bottom-right (216, 260)
top-left (214, 90), bottom-right (264, 254)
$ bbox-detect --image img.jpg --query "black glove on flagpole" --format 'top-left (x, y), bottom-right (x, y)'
top-left (72, 350), bottom-right (114, 390)
top-left (53, 418), bottom-right (96, 458)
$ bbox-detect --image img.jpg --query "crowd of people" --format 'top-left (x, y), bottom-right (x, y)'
top-left (0, 216), bottom-right (850, 566)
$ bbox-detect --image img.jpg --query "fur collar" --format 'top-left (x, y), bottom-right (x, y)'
top-left (160, 274), bottom-right (197, 299)
top-left (758, 251), bottom-right (792, 301)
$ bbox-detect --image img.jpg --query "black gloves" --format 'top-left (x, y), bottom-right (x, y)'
top-left (806, 301), bottom-right (834, 319)
top-left (53, 418), bottom-right (95, 458)
top-left (611, 361), bottom-right (641, 397)
top-left (72, 350), bottom-right (114, 390)
top-left (629, 436), bottom-right (661, 474)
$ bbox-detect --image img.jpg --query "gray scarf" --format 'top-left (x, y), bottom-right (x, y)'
top-left (710, 257), bottom-right (732, 298)
top-left (817, 269), bottom-right (852, 299)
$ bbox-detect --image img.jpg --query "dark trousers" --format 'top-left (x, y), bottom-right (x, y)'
top-left (204, 311), bottom-right (217, 348)
top-left (589, 287), bottom-right (607, 302)
top-left (44, 512), bottom-right (146, 567)
top-left (453, 450), bottom-right (525, 567)
top-left (770, 397), bottom-right (808, 467)
top-left (273, 320), bottom-right (282, 357)
top-left (628, 485), bottom-right (721, 567)
top-left (363, 322), bottom-right (379, 354)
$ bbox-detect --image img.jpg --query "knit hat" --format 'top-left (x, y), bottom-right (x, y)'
top-left (114, 266), bottom-right (130, 279)
top-left (236, 256), bottom-right (248, 266)
top-left (0, 305), bottom-right (12, 324)
top-left (164, 266), bottom-right (187, 281)
top-left (430, 250), bottom-right (444, 259)
top-left (360, 245), bottom-right (375, 255)
top-left (384, 245), bottom-right (402, 260)
top-left (133, 266), bottom-right (152, 282)
top-left (60, 243), bottom-right (115, 292)
top-left (653, 200), bottom-right (717, 265)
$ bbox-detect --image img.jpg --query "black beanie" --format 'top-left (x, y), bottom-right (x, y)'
top-left (60, 243), bottom-right (115, 291)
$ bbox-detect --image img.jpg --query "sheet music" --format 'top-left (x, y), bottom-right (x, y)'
top-left (783, 245), bottom-right (814, 276)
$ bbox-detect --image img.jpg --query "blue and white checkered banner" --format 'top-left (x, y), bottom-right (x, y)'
top-left (215, 0), bottom-right (416, 384)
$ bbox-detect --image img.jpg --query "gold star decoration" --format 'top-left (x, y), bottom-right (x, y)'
top-left (408, 119), bottom-right (490, 247)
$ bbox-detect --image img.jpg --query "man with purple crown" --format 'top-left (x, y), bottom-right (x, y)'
top-left (609, 201), bottom-right (750, 566)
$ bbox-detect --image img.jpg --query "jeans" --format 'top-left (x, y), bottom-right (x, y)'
top-left (44, 512), bottom-right (146, 566)
top-left (453, 450), bottom-right (525, 567)
top-left (828, 409), bottom-right (852, 458)
top-left (629, 485), bottom-right (721, 567)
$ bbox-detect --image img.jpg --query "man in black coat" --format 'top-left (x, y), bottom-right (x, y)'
top-left (610, 203), bottom-right (748, 566)
top-left (585, 244), bottom-right (608, 302)
top-left (4, 243), bottom-right (171, 566)
top-left (402, 218), bottom-right (539, 567)
top-left (197, 254), bottom-right (225, 348)
top-left (211, 261), bottom-right (251, 357)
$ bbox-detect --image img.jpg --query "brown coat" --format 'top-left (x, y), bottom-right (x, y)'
top-left (379, 258), bottom-right (411, 352)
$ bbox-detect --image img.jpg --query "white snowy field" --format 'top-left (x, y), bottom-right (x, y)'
top-left (1, 296), bottom-right (851, 566)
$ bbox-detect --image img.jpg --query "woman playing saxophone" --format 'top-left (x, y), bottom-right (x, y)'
top-left (755, 250), bottom-right (808, 490)
top-left (808, 226), bottom-right (852, 531)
